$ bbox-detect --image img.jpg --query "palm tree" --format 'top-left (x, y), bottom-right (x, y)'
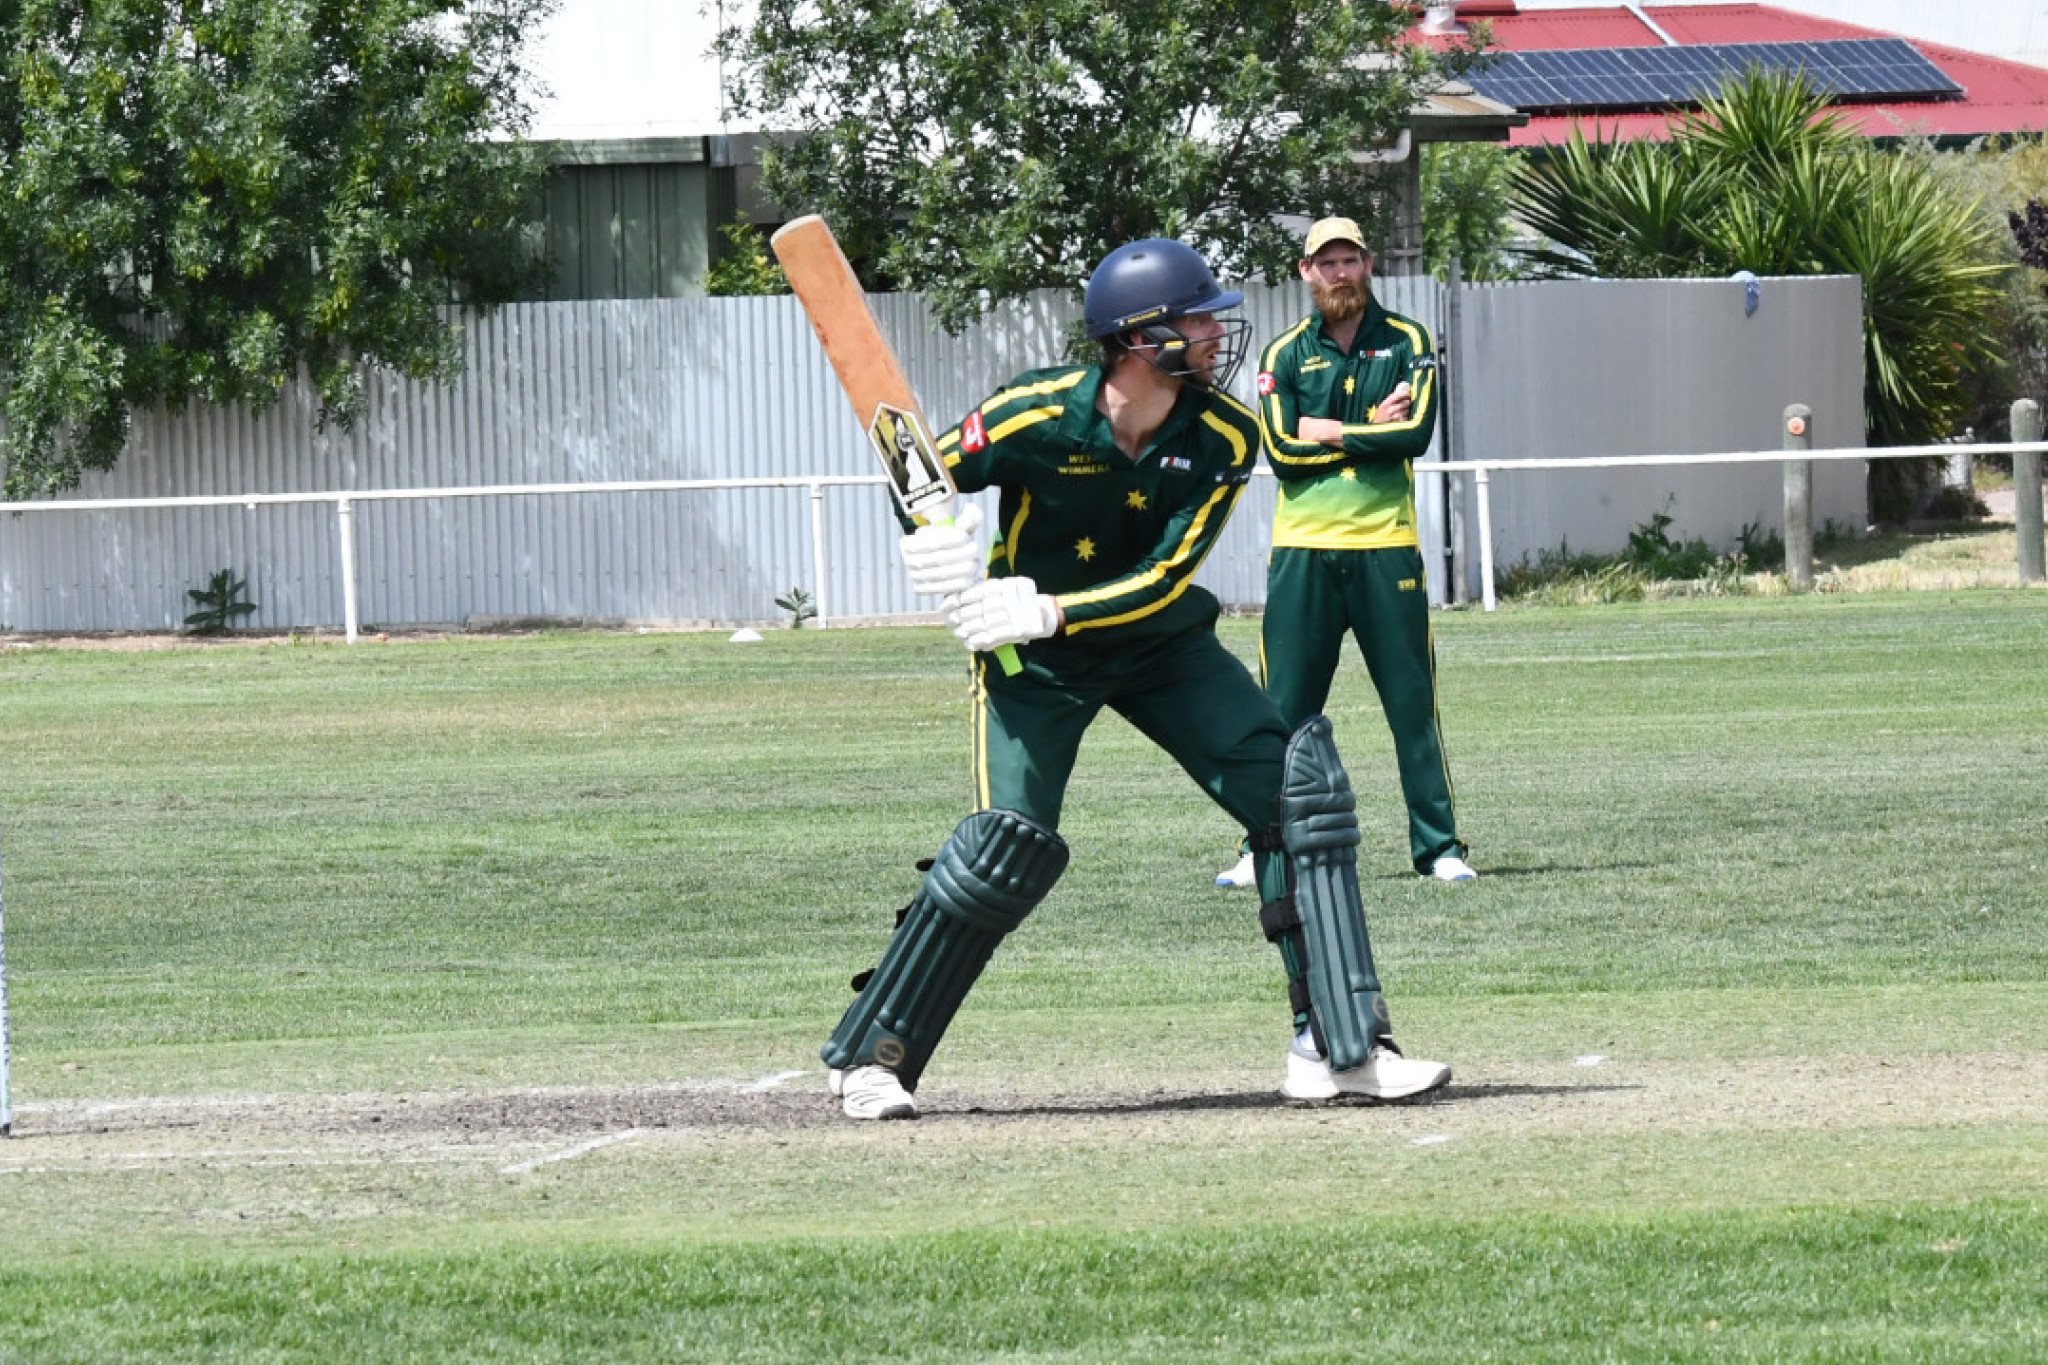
top-left (1513, 69), bottom-right (2007, 514)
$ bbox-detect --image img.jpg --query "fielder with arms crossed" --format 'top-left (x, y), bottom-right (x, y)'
top-left (823, 237), bottom-right (1451, 1120)
top-left (1219, 216), bottom-right (1474, 889)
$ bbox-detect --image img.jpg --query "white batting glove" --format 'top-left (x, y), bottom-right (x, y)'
top-left (948, 575), bottom-right (1061, 653)
top-left (899, 502), bottom-right (985, 598)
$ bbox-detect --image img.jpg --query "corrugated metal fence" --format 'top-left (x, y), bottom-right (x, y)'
top-left (0, 279), bottom-right (1443, 633)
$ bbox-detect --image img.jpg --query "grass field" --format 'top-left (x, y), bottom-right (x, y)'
top-left (2, 592), bottom-right (2045, 1362)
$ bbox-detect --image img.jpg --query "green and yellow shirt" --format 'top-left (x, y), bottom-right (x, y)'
top-left (933, 364), bottom-right (1260, 645)
top-left (1256, 299), bottom-right (1439, 551)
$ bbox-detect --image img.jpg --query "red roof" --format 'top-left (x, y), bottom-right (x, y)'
top-left (1420, 3), bottom-right (2048, 145)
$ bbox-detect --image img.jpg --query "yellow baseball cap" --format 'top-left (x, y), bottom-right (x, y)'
top-left (1302, 216), bottom-right (1368, 258)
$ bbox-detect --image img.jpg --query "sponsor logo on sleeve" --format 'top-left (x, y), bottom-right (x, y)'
top-left (961, 410), bottom-right (988, 452)
top-left (1257, 371), bottom-right (1276, 394)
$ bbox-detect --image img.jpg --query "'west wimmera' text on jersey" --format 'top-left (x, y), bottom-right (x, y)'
top-left (933, 364), bottom-right (1260, 646)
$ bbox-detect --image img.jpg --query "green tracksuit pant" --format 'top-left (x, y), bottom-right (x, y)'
top-left (1260, 545), bottom-right (1464, 874)
top-left (974, 625), bottom-right (1291, 844)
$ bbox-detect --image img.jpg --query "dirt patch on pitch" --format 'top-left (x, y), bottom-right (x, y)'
top-left (8, 1051), bottom-right (2045, 1167)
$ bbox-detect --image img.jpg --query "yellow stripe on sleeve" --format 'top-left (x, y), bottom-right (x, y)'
top-left (989, 407), bottom-right (1061, 444)
top-left (983, 370), bottom-right (1087, 410)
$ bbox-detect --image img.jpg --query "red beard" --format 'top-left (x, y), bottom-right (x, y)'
top-left (1311, 277), bottom-right (1367, 324)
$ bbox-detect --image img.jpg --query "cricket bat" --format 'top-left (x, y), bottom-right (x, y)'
top-left (770, 215), bottom-right (1021, 675)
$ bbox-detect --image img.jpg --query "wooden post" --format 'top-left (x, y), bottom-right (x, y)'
top-left (2014, 399), bottom-right (2045, 586)
top-left (1783, 404), bottom-right (1814, 592)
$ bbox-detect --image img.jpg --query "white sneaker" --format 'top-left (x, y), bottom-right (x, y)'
top-left (1216, 851), bottom-right (1256, 888)
top-left (828, 1065), bottom-right (918, 1120)
top-left (1282, 1037), bottom-right (1451, 1102)
top-left (1428, 854), bottom-right (1478, 882)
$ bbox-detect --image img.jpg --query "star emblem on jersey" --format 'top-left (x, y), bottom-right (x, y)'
top-left (1126, 491), bottom-right (1148, 510)
top-left (1075, 537), bottom-right (1097, 562)
top-left (1340, 468), bottom-right (1358, 481)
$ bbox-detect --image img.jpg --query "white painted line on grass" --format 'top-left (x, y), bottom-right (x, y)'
top-left (3, 1146), bottom-right (327, 1164)
top-left (1574, 1055), bottom-right (1608, 1068)
top-left (1, 1150), bottom-right (511, 1174)
top-left (498, 1128), bottom-right (643, 1176)
top-left (1410, 1134), bottom-right (1454, 1147)
top-left (745, 1070), bottom-right (809, 1093)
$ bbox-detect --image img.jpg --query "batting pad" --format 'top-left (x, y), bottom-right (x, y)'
top-left (822, 808), bottom-right (1068, 1091)
top-left (1278, 716), bottom-right (1391, 1071)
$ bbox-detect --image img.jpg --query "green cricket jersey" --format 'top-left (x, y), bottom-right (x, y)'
top-left (932, 364), bottom-right (1259, 646)
top-left (1256, 299), bottom-right (1439, 551)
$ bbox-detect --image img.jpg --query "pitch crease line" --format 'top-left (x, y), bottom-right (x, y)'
top-left (499, 1128), bottom-right (643, 1175)
top-left (746, 1070), bottom-right (809, 1092)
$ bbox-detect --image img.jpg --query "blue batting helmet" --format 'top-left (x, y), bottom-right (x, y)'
top-left (1083, 238), bottom-right (1249, 389)
top-left (1083, 238), bottom-right (1244, 339)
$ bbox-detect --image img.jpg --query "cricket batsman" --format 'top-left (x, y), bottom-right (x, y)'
top-left (821, 237), bottom-right (1451, 1120)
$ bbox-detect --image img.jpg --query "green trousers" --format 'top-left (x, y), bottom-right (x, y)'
top-left (973, 626), bottom-right (1292, 839)
top-left (1261, 545), bottom-right (1464, 873)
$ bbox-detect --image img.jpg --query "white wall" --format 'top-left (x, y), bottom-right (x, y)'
top-left (1447, 274), bottom-right (1867, 600)
top-left (523, 0), bottom-right (739, 140)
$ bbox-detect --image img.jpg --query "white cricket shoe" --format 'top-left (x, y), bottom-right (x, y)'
top-left (1282, 1035), bottom-right (1451, 1102)
top-left (1428, 854), bottom-right (1478, 883)
top-left (828, 1065), bottom-right (918, 1120)
top-left (1216, 851), bottom-right (1256, 888)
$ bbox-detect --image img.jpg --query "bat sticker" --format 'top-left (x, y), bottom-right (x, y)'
top-left (868, 402), bottom-right (955, 521)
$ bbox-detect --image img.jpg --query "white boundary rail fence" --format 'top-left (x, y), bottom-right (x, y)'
top-left (0, 475), bottom-right (893, 643)
top-left (1426, 431), bottom-right (2048, 611)
top-left (3, 431), bottom-right (2043, 637)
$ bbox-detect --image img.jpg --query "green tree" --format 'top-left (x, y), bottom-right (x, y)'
top-left (721, 0), bottom-right (1475, 331)
top-left (1513, 69), bottom-right (2006, 506)
top-left (704, 221), bottom-right (789, 297)
top-left (1422, 140), bottom-right (1524, 281)
top-left (0, 0), bottom-right (553, 499)
top-left (1923, 135), bottom-right (2048, 442)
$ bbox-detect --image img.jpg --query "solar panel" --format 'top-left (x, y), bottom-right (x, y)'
top-left (1466, 38), bottom-right (1962, 115)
